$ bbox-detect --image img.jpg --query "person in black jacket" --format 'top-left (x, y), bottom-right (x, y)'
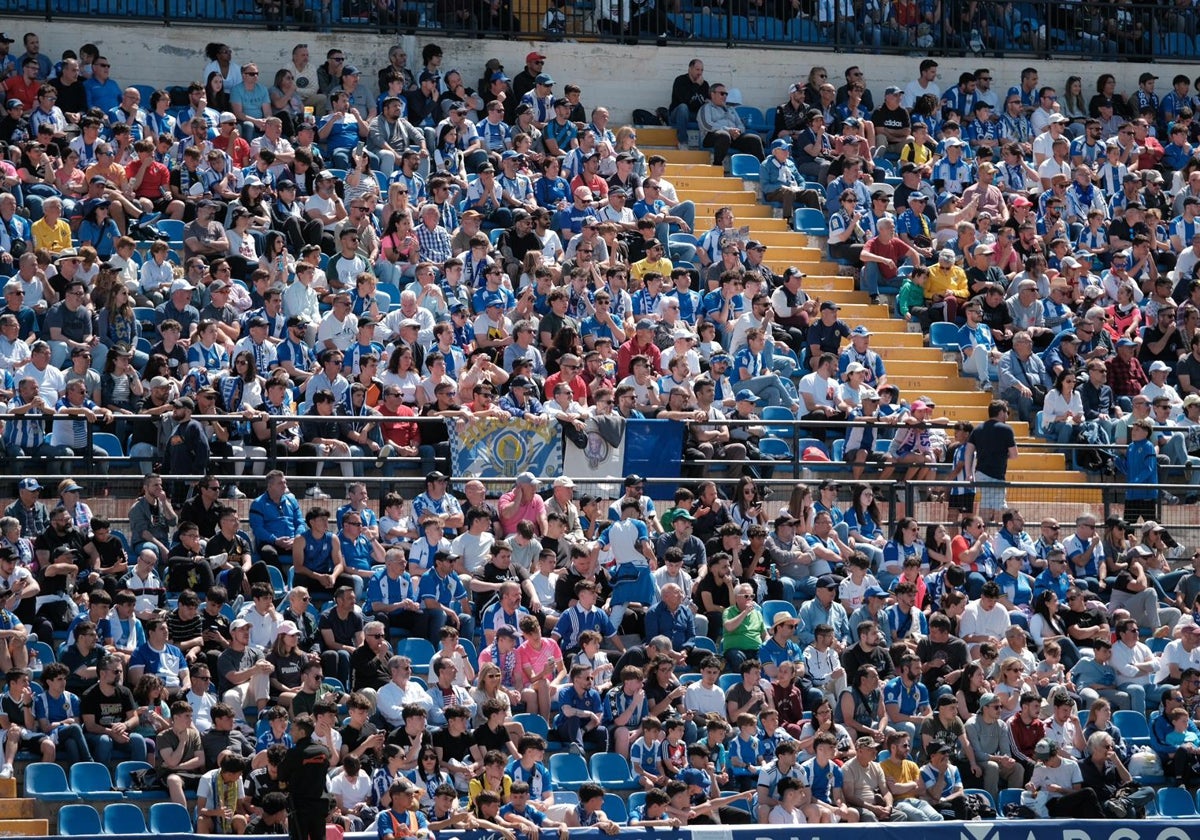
top-left (280, 713), bottom-right (332, 840)
top-left (669, 60), bottom-right (709, 149)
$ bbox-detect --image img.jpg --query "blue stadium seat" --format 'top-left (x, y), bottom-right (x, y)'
top-left (730, 154), bottom-right (761, 182)
top-left (679, 673), bottom-right (703, 684)
top-left (692, 13), bottom-right (727, 39)
top-left (114, 760), bottom-right (160, 802)
top-left (717, 672), bottom-right (741, 692)
top-left (590, 753), bottom-right (638, 790)
top-left (513, 713), bottom-right (549, 738)
top-left (1158, 787), bottom-right (1200, 818)
top-left (787, 16), bottom-right (819, 42)
top-left (1076, 709), bottom-right (1088, 729)
top-left (796, 438), bottom-right (839, 472)
top-left (761, 405), bottom-right (795, 439)
top-left (929, 322), bottom-right (961, 353)
top-left (759, 17), bottom-right (787, 41)
top-left (70, 761), bottom-right (124, 800)
top-left (155, 219), bottom-right (186, 243)
top-left (729, 16), bottom-right (752, 40)
top-left (735, 106), bottom-right (769, 138)
top-left (1113, 710), bottom-right (1151, 747)
top-left (602, 792), bottom-right (629, 824)
top-left (997, 787), bottom-right (1021, 816)
top-left (104, 802), bottom-right (149, 834)
top-left (686, 635), bottom-right (716, 653)
top-left (628, 791), bottom-right (648, 816)
top-left (549, 753), bottom-right (591, 791)
top-left (58, 804), bottom-right (102, 837)
top-left (793, 208), bottom-right (829, 236)
top-left (397, 638), bottom-right (435, 667)
top-left (759, 436), bottom-right (792, 461)
top-left (761, 600), bottom-right (795, 626)
top-left (149, 802), bottom-right (194, 833)
top-left (25, 761), bottom-right (78, 801)
top-left (267, 564), bottom-right (285, 599)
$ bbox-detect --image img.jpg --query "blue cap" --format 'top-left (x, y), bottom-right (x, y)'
top-left (851, 325), bottom-right (872, 337)
top-left (501, 150), bottom-right (519, 160)
top-left (710, 352), bottom-right (731, 364)
top-left (18, 478), bottom-right (40, 492)
top-left (485, 294), bottom-right (505, 309)
top-left (1117, 337), bottom-right (1136, 347)
top-left (735, 390), bottom-right (760, 403)
top-left (770, 138), bottom-right (790, 151)
top-left (490, 71), bottom-right (509, 82)
top-left (449, 301), bottom-right (467, 312)
top-left (864, 585), bottom-right (889, 600)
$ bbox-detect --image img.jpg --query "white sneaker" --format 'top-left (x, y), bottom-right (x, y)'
top-left (978, 380), bottom-right (993, 391)
top-left (1, 765), bottom-right (13, 779)
top-left (306, 485), bottom-right (330, 499)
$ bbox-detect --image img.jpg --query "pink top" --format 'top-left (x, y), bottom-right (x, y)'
top-left (497, 490), bottom-right (546, 537)
top-left (515, 636), bottom-right (563, 686)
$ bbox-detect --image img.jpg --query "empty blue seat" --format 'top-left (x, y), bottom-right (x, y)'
top-left (149, 802), bottom-right (194, 833)
top-left (730, 153), bottom-right (761, 181)
top-left (70, 761), bottom-right (123, 800)
top-left (59, 804), bottom-right (102, 836)
top-left (929, 321), bottom-right (961, 353)
top-left (397, 638), bottom-right (435, 666)
top-left (25, 761), bottom-right (78, 801)
top-left (104, 802), bottom-right (149, 834)
top-left (1158, 786), bottom-right (1200, 818)
top-left (590, 753), bottom-right (638, 790)
top-left (549, 753), bottom-right (591, 791)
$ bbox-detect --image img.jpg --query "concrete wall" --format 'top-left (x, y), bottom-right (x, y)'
top-left (10, 15), bottom-right (1200, 124)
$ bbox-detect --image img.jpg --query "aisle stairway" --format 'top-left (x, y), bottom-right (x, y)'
top-left (0, 777), bottom-right (47, 837)
top-left (638, 126), bottom-right (1102, 507)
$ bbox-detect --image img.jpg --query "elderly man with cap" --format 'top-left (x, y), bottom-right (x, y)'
top-left (759, 138), bottom-right (814, 224)
top-left (997, 331), bottom-right (1050, 423)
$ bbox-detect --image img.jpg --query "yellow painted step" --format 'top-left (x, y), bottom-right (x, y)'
top-left (1012, 454), bottom-right (1069, 470)
top-left (1008, 484), bottom-right (1103, 504)
top-left (667, 163), bottom-right (725, 176)
top-left (672, 177), bottom-right (749, 192)
top-left (635, 127), bottom-right (678, 145)
top-left (886, 376), bottom-right (954, 392)
top-left (0, 801), bottom-right (33, 820)
top-left (885, 360), bottom-right (961, 377)
top-left (0, 819), bottom-right (49, 836)
top-left (695, 203), bottom-right (775, 218)
top-left (658, 150), bottom-right (715, 165)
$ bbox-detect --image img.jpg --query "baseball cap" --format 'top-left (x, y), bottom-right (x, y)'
top-left (553, 476), bottom-right (575, 489)
top-left (1140, 72), bottom-right (1159, 84)
top-left (819, 301), bottom-right (840, 311)
top-left (170, 279), bottom-right (193, 294)
top-left (885, 86), bottom-right (903, 96)
top-left (229, 618), bottom-right (251, 632)
top-left (534, 73), bottom-right (555, 86)
top-left (815, 575), bottom-right (838, 590)
top-left (18, 478), bottom-right (40, 492)
top-left (515, 471), bottom-right (540, 487)
top-left (770, 138), bottom-right (790, 151)
top-left (276, 620), bottom-right (300, 637)
top-left (341, 64), bottom-right (360, 76)
top-left (734, 390), bottom-right (760, 403)
top-left (4, 99), bottom-right (21, 110)
top-left (526, 51), bottom-right (546, 63)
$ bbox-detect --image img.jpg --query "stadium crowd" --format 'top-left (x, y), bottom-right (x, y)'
top-left (2, 23), bottom-right (1200, 839)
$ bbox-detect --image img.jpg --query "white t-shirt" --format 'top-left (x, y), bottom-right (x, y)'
top-left (769, 805), bottom-right (807, 824)
top-left (329, 769), bottom-right (373, 809)
top-left (798, 372), bottom-right (838, 411)
top-left (684, 682), bottom-right (726, 715)
top-left (197, 768), bottom-right (245, 808)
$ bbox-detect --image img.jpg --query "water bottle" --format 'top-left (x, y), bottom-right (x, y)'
top-left (770, 564), bottom-right (779, 581)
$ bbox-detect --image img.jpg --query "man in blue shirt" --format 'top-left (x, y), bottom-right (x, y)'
top-left (883, 653), bottom-right (931, 740)
top-left (553, 663), bottom-right (607, 755)
top-left (417, 550), bottom-right (474, 642)
top-left (248, 469), bottom-right (303, 568)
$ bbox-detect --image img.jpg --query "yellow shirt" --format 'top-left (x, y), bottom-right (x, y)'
top-left (880, 756), bottom-right (921, 801)
top-left (31, 218), bottom-right (72, 254)
top-left (925, 264), bottom-right (969, 300)
top-left (900, 140), bottom-right (934, 167)
top-left (631, 257), bottom-right (673, 282)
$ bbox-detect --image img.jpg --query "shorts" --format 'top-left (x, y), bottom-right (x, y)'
top-left (976, 470), bottom-right (1007, 511)
top-left (845, 448), bottom-right (887, 465)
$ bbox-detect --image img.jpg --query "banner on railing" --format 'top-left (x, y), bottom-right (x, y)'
top-left (448, 417), bottom-right (563, 480)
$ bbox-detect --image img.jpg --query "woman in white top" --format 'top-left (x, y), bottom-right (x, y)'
top-left (225, 207), bottom-right (260, 280)
top-left (1043, 368), bottom-right (1084, 445)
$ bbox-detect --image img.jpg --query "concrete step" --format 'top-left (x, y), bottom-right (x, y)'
top-left (0, 779), bottom-right (15, 798)
top-left (695, 203), bottom-right (775, 218)
top-left (884, 360), bottom-right (961, 377)
top-left (657, 149), bottom-right (715, 165)
top-left (1011, 452), bottom-right (1068, 470)
top-left (667, 163), bottom-right (725, 177)
top-left (0, 819), bottom-right (49, 836)
top-left (672, 176), bottom-right (752, 193)
top-left (635, 127), bottom-right (678, 146)
top-left (0, 801), bottom-right (34, 820)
